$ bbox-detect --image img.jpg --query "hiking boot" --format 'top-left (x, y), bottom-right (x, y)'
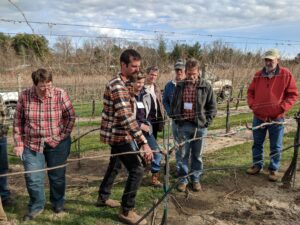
top-left (118, 209), bottom-right (147, 225)
top-left (246, 166), bottom-right (262, 175)
top-left (96, 197), bottom-right (121, 208)
top-left (151, 173), bottom-right (163, 188)
top-left (268, 170), bottom-right (279, 182)
top-left (192, 182), bottom-right (202, 192)
top-left (22, 209), bottom-right (44, 221)
top-left (177, 183), bottom-right (187, 192)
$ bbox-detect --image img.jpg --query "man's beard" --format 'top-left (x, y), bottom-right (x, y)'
top-left (127, 72), bottom-right (139, 83)
top-left (265, 65), bottom-right (275, 72)
top-left (187, 76), bottom-right (197, 83)
top-left (127, 74), bottom-right (136, 82)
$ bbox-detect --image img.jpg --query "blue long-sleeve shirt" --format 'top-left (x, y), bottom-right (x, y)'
top-left (162, 80), bottom-right (176, 117)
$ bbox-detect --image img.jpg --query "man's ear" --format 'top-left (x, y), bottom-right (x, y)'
top-left (121, 62), bottom-right (129, 68)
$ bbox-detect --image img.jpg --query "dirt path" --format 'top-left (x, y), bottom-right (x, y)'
top-left (154, 169), bottom-right (300, 225)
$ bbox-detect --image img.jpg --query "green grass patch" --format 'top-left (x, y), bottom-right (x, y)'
top-left (201, 130), bottom-right (295, 185)
top-left (5, 177), bottom-right (163, 225)
top-left (286, 103), bottom-right (300, 117)
top-left (73, 101), bottom-right (103, 118)
top-left (71, 134), bottom-right (108, 154)
top-left (75, 120), bottom-right (101, 127)
top-left (217, 100), bottom-right (248, 110)
top-left (210, 112), bottom-right (253, 130)
top-left (210, 100), bottom-right (299, 130)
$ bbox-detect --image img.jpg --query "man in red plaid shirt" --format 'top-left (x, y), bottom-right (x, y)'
top-left (170, 58), bottom-right (217, 192)
top-left (13, 68), bottom-right (75, 221)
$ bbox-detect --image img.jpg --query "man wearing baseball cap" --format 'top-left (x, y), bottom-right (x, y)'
top-left (163, 59), bottom-right (186, 175)
top-left (246, 48), bottom-right (298, 181)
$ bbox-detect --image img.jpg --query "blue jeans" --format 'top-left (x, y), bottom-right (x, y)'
top-left (177, 122), bottom-right (207, 184)
top-left (0, 137), bottom-right (10, 200)
top-left (252, 116), bottom-right (284, 171)
top-left (22, 137), bottom-right (71, 213)
top-left (144, 132), bottom-right (162, 173)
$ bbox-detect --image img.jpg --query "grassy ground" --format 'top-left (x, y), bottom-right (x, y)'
top-left (5, 127), bottom-right (296, 224)
top-left (5, 184), bottom-right (162, 225)
top-left (73, 101), bottom-right (103, 118)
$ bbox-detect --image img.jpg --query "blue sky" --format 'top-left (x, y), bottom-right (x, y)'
top-left (1, 0), bottom-right (300, 58)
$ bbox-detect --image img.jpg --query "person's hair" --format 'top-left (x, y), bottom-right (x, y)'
top-left (120, 49), bottom-right (141, 66)
top-left (31, 68), bottom-right (52, 85)
top-left (131, 72), bottom-right (146, 83)
top-left (185, 58), bottom-right (200, 71)
top-left (146, 66), bottom-right (159, 74)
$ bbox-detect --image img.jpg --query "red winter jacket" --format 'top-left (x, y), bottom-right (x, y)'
top-left (247, 65), bottom-right (298, 121)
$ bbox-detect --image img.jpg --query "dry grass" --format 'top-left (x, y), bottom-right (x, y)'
top-left (1, 50), bottom-right (300, 102)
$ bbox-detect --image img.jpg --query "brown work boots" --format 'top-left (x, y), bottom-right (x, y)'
top-left (268, 170), bottom-right (279, 182)
top-left (247, 166), bottom-right (279, 182)
top-left (151, 173), bottom-right (163, 188)
top-left (177, 183), bottom-right (187, 192)
top-left (177, 182), bottom-right (202, 192)
top-left (246, 166), bottom-right (262, 175)
top-left (118, 209), bottom-right (147, 225)
top-left (96, 197), bottom-right (120, 208)
top-left (192, 182), bottom-right (202, 192)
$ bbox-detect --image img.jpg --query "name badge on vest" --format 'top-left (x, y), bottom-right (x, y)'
top-left (184, 102), bottom-right (193, 110)
top-left (136, 102), bottom-right (145, 109)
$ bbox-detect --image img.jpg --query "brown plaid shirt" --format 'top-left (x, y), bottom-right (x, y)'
top-left (182, 80), bottom-right (197, 121)
top-left (100, 74), bottom-right (147, 145)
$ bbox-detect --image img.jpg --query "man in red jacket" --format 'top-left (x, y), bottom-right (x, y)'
top-left (246, 48), bottom-right (298, 181)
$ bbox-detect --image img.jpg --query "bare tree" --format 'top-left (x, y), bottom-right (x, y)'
top-left (54, 37), bottom-right (73, 61)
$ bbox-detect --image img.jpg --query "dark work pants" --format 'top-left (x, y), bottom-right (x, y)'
top-left (151, 122), bottom-right (159, 140)
top-left (99, 142), bottom-right (144, 212)
top-left (0, 137), bottom-right (10, 201)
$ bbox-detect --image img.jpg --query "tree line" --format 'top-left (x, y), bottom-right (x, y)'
top-left (0, 33), bottom-right (299, 77)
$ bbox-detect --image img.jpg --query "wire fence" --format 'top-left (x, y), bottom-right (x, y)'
top-left (1, 2), bottom-right (300, 224)
top-left (1, 84), bottom-right (299, 224)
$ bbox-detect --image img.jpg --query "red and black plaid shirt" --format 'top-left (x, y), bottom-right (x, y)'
top-left (182, 80), bottom-right (197, 121)
top-left (13, 86), bottom-right (75, 152)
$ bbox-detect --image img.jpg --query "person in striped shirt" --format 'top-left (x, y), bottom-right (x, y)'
top-left (170, 58), bottom-right (217, 192)
top-left (13, 68), bottom-right (75, 221)
top-left (97, 49), bottom-right (153, 225)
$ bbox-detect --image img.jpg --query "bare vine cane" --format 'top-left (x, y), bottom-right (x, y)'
top-left (245, 121), bottom-right (287, 130)
top-left (235, 85), bottom-right (244, 110)
top-left (282, 111), bottom-right (300, 188)
top-left (76, 114), bottom-right (81, 169)
top-left (226, 98), bottom-right (230, 133)
top-left (161, 117), bottom-right (171, 225)
top-left (163, 111), bottom-right (166, 149)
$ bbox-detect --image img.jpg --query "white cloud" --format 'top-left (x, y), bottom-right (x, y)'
top-left (1, 0), bottom-right (300, 30)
